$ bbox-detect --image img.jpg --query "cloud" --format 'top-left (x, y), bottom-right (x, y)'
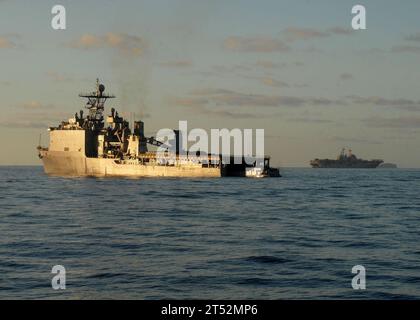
top-left (0, 109), bottom-right (67, 129)
top-left (332, 136), bottom-right (382, 145)
top-left (197, 108), bottom-right (256, 119)
top-left (212, 64), bottom-right (253, 73)
top-left (0, 35), bottom-right (16, 48)
top-left (283, 28), bottom-right (329, 41)
top-left (17, 101), bottom-right (55, 110)
top-left (173, 89), bottom-right (420, 115)
top-left (170, 96), bottom-right (209, 108)
top-left (174, 88), bottom-right (342, 108)
top-left (71, 34), bottom-right (101, 49)
top-left (169, 96), bottom-right (258, 119)
top-left (261, 77), bottom-right (290, 88)
top-left (206, 92), bottom-right (305, 107)
top-left (46, 71), bottom-right (74, 82)
top-left (309, 98), bottom-right (337, 106)
top-left (347, 95), bottom-right (420, 110)
top-left (190, 88), bottom-right (236, 96)
top-left (404, 32), bottom-right (420, 42)
top-left (159, 60), bottom-right (193, 68)
top-left (391, 45), bottom-right (420, 53)
top-left (0, 120), bottom-right (49, 129)
top-left (363, 117), bottom-right (420, 128)
top-left (287, 117), bottom-right (333, 124)
top-left (282, 27), bottom-right (353, 41)
top-left (196, 61), bottom-right (304, 80)
top-left (0, 101), bottom-right (59, 129)
top-left (255, 60), bottom-right (304, 69)
top-left (175, 91), bottom-right (419, 114)
top-left (255, 61), bottom-right (282, 69)
top-left (223, 36), bottom-right (290, 52)
top-left (328, 27), bottom-right (353, 35)
top-left (301, 46), bottom-right (324, 53)
top-left (69, 33), bottom-right (146, 56)
top-left (339, 73), bottom-right (353, 80)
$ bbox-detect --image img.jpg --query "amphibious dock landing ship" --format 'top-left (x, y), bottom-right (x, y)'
top-left (310, 148), bottom-right (383, 168)
top-left (37, 80), bottom-right (280, 178)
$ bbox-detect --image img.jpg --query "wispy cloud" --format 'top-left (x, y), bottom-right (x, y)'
top-left (252, 75), bottom-right (307, 89)
top-left (0, 101), bottom-right (61, 128)
top-left (159, 60), bottom-right (193, 68)
top-left (391, 45), bottom-right (420, 53)
top-left (195, 61), bottom-right (304, 80)
top-left (255, 60), bottom-right (282, 69)
top-left (347, 95), bottom-right (420, 110)
top-left (170, 96), bottom-right (209, 108)
top-left (223, 36), bottom-right (290, 53)
top-left (174, 89), bottom-right (419, 115)
top-left (195, 108), bottom-right (256, 119)
top-left (46, 71), bottom-right (74, 82)
top-left (287, 117), bottom-right (333, 124)
top-left (174, 88), bottom-right (343, 108)
top-left (393, 32), bottom-right (420, 53)
top-left (169, 96), bottom-right (258, 119)
top-left (328, 27), bottom-right (353, 35)
top-left (0, 35), bottom-right (17, 49)
top-left (261, 77), bottom-right (290, 88)
top-left (69, 33), bottom-right (147, 56)
top-left (404, 32), bottom-right (420, 42)
top-left (332, 136), bottom-right (382, 145)
top-left (18, 101), bottom-right (55, 110)
top-left (283, 27), bottom-right (353, 41)
top-left (339, 73), bottom-right (353, 81)
top-left (255, 60), bottom-right (304, 69)
top-left (0, 108), bottom-right (67, 129)
top-left (363, 117), bottom-right (420, 128)
top-left (283, 28), bottom-right (329, 41)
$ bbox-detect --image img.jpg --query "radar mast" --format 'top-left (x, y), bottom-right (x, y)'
top-left (79, 78), bottom-right (115, 122)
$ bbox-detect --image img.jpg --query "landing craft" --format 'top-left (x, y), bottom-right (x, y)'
top-left (37, 79), bottom-right (281, 177)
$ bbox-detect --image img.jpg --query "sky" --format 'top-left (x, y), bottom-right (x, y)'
top-left (0, 0), bottom-right (419, 167)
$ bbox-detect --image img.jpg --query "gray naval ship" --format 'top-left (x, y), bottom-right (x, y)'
top-left (37, 80), bottom-right (280, 178)
top-left (310, 148), bottom-right (383, 168)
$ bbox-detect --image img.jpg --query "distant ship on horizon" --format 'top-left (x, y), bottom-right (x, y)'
top-left (310, 148), bottom-right (383, 168)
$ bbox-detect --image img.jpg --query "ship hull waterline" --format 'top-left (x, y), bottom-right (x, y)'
top-left (40, 150), bottom-right (222, 178)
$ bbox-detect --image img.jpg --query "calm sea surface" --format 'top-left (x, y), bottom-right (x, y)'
top-left (0, 166), bottom-right (419, 299)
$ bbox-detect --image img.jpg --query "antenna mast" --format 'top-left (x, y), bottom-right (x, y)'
top-left (79, 78), bottom-right (115, 122)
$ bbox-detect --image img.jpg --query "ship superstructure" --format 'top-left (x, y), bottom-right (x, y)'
top-left (38, 80), bottom-right (280, 177)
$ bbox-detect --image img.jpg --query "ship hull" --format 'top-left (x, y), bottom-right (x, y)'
top-left (40, 150), bottom-right (221, 177)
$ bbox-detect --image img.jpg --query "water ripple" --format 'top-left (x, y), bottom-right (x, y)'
top-left (0, 166), bottom-right (419, 299)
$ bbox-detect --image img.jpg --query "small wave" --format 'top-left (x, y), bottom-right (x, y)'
top-left (245, 255), bottom-right (291, 264)
top-left (86, 272), bottom-right (126, 279)
top-left (236, 277), bottom-right (273, 285)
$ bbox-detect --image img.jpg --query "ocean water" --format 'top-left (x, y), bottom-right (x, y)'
top-left (0, 166), bottom-right (419, 299)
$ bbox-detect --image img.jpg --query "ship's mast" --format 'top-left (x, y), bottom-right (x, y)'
top-left (79, 78), bottom-right (115, 122)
